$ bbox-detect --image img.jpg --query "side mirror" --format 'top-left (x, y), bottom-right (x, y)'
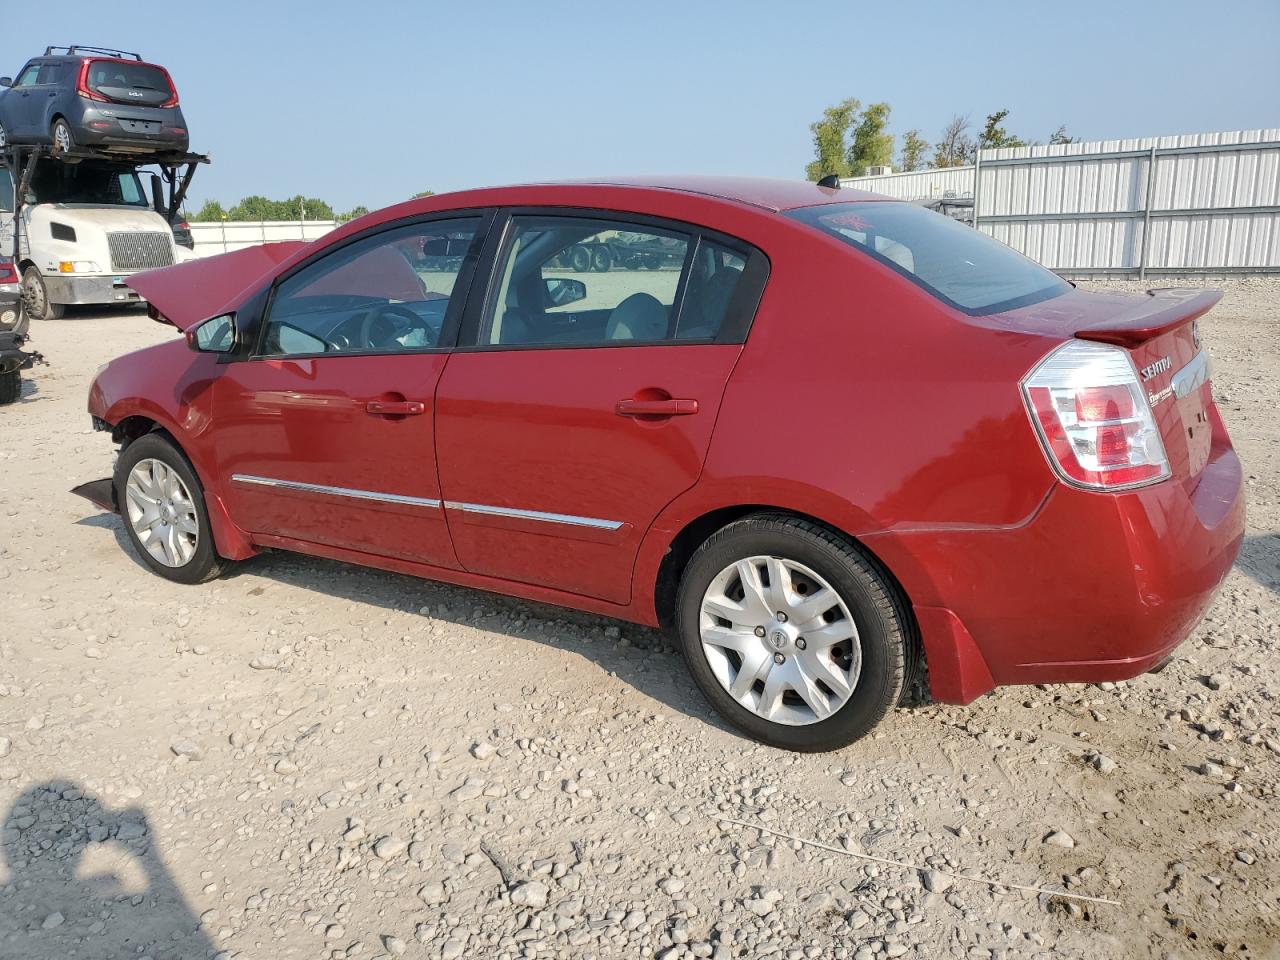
top-left (186, 314), bottom-right (235, 353)
top-left (0, 77), bottom-right (11, 88)
top-left (150, 174), bottom-right (165, 216)
top-left (544, 277), bottom-right (586, 308)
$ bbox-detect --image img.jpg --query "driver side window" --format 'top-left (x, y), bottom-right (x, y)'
top-left (259, 218), bottom-right (480, 358)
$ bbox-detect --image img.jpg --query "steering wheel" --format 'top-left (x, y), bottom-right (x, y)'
top-left (357, 303), bottom-right (435, 350)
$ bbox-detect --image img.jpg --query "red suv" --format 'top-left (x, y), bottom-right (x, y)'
top-left (76, 178), bottom-right (1245, 751)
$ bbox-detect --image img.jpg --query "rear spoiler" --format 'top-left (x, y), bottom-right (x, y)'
top-left (1074, 288), bottom-right (1221, 348)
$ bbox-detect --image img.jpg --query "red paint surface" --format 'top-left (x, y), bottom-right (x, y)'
top-left (89, 177), bottom-right (1245, 705)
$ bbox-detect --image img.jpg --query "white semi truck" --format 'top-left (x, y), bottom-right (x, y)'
top-left (1, 147), bottom-right (202, 319)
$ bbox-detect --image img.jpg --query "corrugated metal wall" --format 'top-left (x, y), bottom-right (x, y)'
top-left (843, 129), bottom-right (1280, 277)
top-left (189, 220), bottom-right (336, 256)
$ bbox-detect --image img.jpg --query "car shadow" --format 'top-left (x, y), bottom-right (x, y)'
top-left (72, 509), bottom-right (744, 737)
top-left (1238, 533), bottom-right (1279, 598)
top-left (0, 780), bottom-right (219, 957)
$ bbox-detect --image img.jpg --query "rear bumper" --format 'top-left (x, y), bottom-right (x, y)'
top-left (890, 410), bottom-right (1245, 703)
top-left (45, 275), bottom-right (144, 307)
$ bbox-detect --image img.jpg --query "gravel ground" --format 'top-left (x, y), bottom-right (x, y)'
top-left (0, 279), bottom-right (1276, 960)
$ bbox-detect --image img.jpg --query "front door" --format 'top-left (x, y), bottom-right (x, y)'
top-left (211, 215), bottom-right (487, 567)
top-left (435, 212), bottom-right (765, 603)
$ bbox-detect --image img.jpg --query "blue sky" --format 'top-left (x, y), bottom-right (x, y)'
top-left (4, 0), bottom-right (1277, 212)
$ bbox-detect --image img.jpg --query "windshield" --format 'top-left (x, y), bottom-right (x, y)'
top-left (788, 201), bottom-right (1068, 315)
top-left (27, 162), bottom-right (148, 208)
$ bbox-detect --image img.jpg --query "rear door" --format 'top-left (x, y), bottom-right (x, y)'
top-left (210, 214), bottom-right (491, 566)
top-left (435, 210), bottom-right (768, 604)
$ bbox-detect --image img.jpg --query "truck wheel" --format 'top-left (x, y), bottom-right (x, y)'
top-left (0, 369), bottom-right (19, 405)
top-left (644, 253), bottom-right (661, 270)
top-left (114, 433), bottom-right (229, 584)
top-left (22, 268), bottom-right (64, 321)
top-left (591, 245), bottom-right (612, 272)
top-left (51, 119), bottom-right (75, 156)
top-left (569, 245), bottom-right (591, 273)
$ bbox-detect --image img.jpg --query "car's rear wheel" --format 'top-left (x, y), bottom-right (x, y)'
top-left (51, 119), bottom-right (75, 156)
top-left (115, 433), bottom-right (228, 584)
top-left (676, 514), bottom-right (908, 751)
top-left (22, 268), bottom-right (63, 321)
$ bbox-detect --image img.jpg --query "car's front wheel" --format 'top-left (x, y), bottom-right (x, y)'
top-left (115, 433), bottom-right (228, 584)
top-left (676, 514), bottom-right (909, 751)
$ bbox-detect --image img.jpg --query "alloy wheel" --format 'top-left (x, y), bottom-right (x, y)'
top-left (53, 122), bottom-right (72, 154)
top-left (124, 458), bottom-right (200, 567)
top-left (22, 273), bottom-right (46, 318)
top-left (699, 555), bottom-right (861, 726)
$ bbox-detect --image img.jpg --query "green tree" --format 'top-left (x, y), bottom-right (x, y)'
top-left (340, 205), bottom-right (371, 222)
top-left (847, 102), bottom-right (894, 176)
top-left (411, 190), bottom-right (436, 199)
top-left (1048, 125), bottom-right (1075, 145)
top-left (933, 115), bottom-right (973, 168)
top-left (804, 97), bottom-right (859, 181)
top-left (978, 109), bottom-right (1027, 150)
top-left (190, 199), bottom-right (227, 222)
top-left (897, 129), bottom-right (930, 172)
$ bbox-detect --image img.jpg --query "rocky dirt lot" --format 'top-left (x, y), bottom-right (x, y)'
top-left (0, 279), bottom-right (1276, 960)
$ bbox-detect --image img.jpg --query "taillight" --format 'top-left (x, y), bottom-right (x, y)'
top-left (157, 65), bottom-right (180, 108)
top-left (1021, 340), bottom-right (1170, 490)
top-left (76, 59), bottom-right (109, 102)
top-left (0, 262), bottom-right (17, 284)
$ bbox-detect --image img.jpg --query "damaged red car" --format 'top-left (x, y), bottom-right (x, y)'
top-left (75, 177), bottom-right (1245, 751)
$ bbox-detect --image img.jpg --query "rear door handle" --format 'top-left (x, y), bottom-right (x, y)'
top-left (366, 400), bottom-right (426, 416)
top-left (615, 398), bottom-right (699, 417)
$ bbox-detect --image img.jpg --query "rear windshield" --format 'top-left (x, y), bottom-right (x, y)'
top-left (86, 60), bottom-right (173, 98)
top-left (788, 201), bottom-right (1068, 315)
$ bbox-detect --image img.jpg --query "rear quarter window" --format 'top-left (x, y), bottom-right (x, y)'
top-left (788, 201), bottom-right (1068, 315)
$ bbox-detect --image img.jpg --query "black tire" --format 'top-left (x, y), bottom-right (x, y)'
top-left (51, 118), bottom-right (75, 156)
top-left (591, 245), bottom-right (612, 272)
top-left (0, 369), bottom-right (19, 405)
top-left (22, 268), bottom-right (64, 321)
top-left (676, 514), bottom-right (909, 751)
top-left (113, 433), bottom-right (229, 585)
top-left (643, 253), bottom-right (661, 270)
top-left (569, 245), bottom-right (592, 273)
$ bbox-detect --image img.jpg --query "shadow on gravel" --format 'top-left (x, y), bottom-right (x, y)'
top-left (236, 548), bottom-right (748, 735)
top-left (1239, 534), bottom-right (1280, 598)
top-left (0, 780), bottom-right (217, 958)
top-left (70, 508), bottom-right (744, 735)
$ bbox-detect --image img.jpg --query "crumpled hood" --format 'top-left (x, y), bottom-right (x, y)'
top-left (126, 241), bottom-right (308, 330)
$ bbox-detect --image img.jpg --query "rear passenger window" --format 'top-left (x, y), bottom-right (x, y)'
top-left (479, 216), bottom-right (753, 347)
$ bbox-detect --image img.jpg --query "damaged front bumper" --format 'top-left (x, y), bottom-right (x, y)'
top-left (71, 477), bottom-right (117, 513)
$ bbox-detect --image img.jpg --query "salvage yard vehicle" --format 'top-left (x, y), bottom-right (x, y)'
top-left (2, 151), bottom-right (197, 319)
top-left (0, 255), bottom-right (39, 403)
top-left (73, 177), bottom-right (1245, 751)
top-left (0, 46), bottom-right (189, 158)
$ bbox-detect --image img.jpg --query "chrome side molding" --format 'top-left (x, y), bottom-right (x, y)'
top-left (443, 500), bottom-right (623, 531)
top-left (230, 473), bottom-right (624, 531)
top-left (231, 474), bottom-right (443, 509)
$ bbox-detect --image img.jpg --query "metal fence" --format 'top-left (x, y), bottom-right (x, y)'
top-left (189, 220), bottom-right (337, 256)
top-left (842, 129), bottom-right (1280, 278)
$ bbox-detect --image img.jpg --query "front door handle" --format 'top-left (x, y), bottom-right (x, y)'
top-left (615, 397), bottom-right (699, 417)
top-left (366, 400), bottom-right (426, 416)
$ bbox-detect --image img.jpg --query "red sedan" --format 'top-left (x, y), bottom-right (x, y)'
top-left (75, 177), bottom-right (1245, 751)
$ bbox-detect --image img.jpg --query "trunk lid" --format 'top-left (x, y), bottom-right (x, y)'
top-left (995, 286), bottom-right (1220, 486)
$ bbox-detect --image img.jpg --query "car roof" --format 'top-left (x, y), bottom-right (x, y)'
top-left (524, 176), bottom-right (890, 213)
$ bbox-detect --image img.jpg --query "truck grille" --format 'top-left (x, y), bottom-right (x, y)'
top-left (107, 232), bottom-right (174, 272)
